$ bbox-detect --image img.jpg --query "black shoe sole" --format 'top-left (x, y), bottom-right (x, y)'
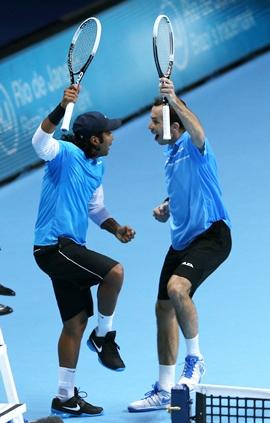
top-left (51, 408), bottom-right (103, 418)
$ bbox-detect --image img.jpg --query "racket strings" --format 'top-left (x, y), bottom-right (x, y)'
top-left (71, 21), bottom-right (98, 73)
top-left (156, 20), bottom-right (173, 77)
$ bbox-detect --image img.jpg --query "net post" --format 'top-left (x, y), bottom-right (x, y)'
top-left (170, 384), bottom-right (191, 423)
top-left (195, 392), bottom-right (206, 423)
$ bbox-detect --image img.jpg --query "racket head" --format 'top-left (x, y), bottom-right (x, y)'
top-left (153, 15), bottom-right (174, 78)
top-left (67, 17), bottom-right (102, 84)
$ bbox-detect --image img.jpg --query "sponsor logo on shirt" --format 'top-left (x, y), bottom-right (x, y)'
top-left (165, 145), bottom-right (190, 167)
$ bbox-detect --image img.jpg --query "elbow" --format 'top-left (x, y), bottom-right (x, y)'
top-left (88, 207), bottom-right (111, 226)
top-left (32, 133), bottom-right (39, 152)
top-left (32, 133), bottom-right (43, 158)
top-left (32, 125), bottom-right (42, 150)
top-left (195, 129), bottom-right (205, 149)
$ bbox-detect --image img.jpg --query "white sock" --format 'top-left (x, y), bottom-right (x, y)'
top-left (159, 364), bottom-right (176, 392)
top-left (96, 312), bottom-right (114, 337)
top-left (185, 334), bottom-right (203, 358)
top-left (57, 367), bottom-right (76, 401)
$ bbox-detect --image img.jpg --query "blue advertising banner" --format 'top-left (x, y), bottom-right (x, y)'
top-left (1, 0), bottom-right (270, 181)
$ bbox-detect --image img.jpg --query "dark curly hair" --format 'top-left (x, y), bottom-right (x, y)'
top-left (61, 132), bottom-right (103, 158)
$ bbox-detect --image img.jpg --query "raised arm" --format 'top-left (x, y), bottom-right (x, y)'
top-left (42, 85), bottom-right (79, 134)
top-left (32, 85), bottom-right (79, 161)
top-left (160, 77), bottom-right (205, 149)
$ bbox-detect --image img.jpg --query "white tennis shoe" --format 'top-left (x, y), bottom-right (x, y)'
top-left (128, 382), bottom-right (171, 412)
top-left (178, 355), bottom-right (205, 389)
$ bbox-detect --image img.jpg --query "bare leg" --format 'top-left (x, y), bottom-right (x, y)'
top-left (167, 275), bottom-right (198, 339)
top-left (58, 310), bottom-right (88, 368)
top-left (127, 303), bottom-right (177, 411)
top-left (156, 300), bottom-right (179, 365)
top-left (167, 276), bottom-right (205, 386)
top-left (90, 263), bottom-right (125, 371)
top-left (97, 263), bottom-right (124, 315)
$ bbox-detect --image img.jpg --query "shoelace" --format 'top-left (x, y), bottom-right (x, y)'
top-left (182, 357), bottom-right (200, 378)
top-left (104, 337), bottom-right (121, 354)
top-left (142, 383), bottom-right (168, 406)
top-left (74, 387), bottom-right (88, 403)
top-left (144, 383), bottom-right (159, 398)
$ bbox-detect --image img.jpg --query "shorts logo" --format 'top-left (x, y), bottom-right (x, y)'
top-left (181, 262), bottom-right (194, 268)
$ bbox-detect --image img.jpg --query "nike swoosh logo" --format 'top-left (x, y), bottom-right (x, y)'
top-left (62, 404), bottom-right (81, 411)
top-left (91, 339), bottom-right (103, 353)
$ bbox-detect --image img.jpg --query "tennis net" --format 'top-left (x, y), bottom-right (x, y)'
top-left (170, 383), bottom-right (270, 423)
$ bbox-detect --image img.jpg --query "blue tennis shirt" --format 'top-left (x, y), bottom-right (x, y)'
top-left (165, 131), bottom-right (231, 250)
top-left (34, 141), bottom-right (104, 246)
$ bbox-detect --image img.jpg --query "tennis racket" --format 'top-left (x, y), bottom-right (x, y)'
top-left (61, 17), bottom-right (102, 132)
top-left (153, 15), bottom-right (174, 140)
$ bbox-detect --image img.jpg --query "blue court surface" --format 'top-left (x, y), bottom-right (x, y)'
top-left (0, 50), bottom-right (270, 423)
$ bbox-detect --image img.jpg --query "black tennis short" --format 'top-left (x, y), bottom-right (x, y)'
top-left (33, 237), bottom-right (118, 322)
top-left (158, 220), bottom-right (232, 300)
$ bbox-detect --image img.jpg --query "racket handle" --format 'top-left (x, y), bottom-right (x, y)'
top-left (163, 103), bottom-right (171, 140)
top-left (61, 102), bottom-right (75, 132)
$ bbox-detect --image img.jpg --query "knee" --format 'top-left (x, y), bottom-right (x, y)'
top-left (105, 263), bottom-right (124, 285)
top-left (167, 276), bottom-right (191, 301)
top-left (113, 263), bottom-right (124, 280)
top-left (63, 314), bottom-right (88, 339)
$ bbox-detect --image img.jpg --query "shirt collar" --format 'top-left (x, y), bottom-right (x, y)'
top-left (165, 131), bottom-right (187, 156)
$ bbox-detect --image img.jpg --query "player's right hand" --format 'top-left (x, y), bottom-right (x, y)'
top-left (153, 201), bottom-right (170, 223)
top-left (61, 85), bottom-right (80, 108)
top-left (159, 77), bottom-right (176, 103)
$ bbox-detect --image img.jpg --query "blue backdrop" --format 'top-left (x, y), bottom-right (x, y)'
top-left (0, 49), bottom-right (270, 423)
top-left (0, 0), bottom-right (270, 181)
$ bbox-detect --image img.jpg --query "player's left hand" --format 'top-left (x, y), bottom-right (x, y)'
top-left (153, 201), bottom-right (170, 222)
top-left (115, 226), bottom-right (136, 243)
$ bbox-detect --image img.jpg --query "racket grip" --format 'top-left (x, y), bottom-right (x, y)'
top-left (163, 103), bottom-right (171, 140)
top-left (61, 102), bottom-right (75, 132)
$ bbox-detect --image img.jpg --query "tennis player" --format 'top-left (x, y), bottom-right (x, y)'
top-left (128, 77), bottom-right (231, 412)
top-left (32, 84), bottom-right (135, 417)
